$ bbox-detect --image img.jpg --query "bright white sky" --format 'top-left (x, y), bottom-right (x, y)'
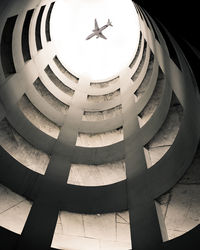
top-left (51, 0), bottom-right (140, 81)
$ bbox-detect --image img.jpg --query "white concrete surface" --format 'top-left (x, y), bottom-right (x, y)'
top-left (82, 105), bottom-right (122, 121)
top-left (67, 161), bottom-right (126, 186)
top-left (0, 118), bottom-right (50, 174)
top-left (87, 89), bottom-right (120, 103)
top-left (144, 103), bottom-right (183, 167)
top-left (0, 185), bottom-right (32, 234)
top-left (139, 75), bottom-right (164, 126)
top-left (90, 77), bottom-right (119, 89)
top-left (157, 144), bottom-right (200, 240)
top-left (18, 94), bottom-right (60, 138)
top-left (52, 211), bottom-right (131, 250)
top-left (165, 184), bottom-right (200, 240)
top-left (76, 127), bottom-right (123, 147)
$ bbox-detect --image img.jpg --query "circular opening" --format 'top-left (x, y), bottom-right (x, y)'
top-left (51, 0), bottom-right (140, 81)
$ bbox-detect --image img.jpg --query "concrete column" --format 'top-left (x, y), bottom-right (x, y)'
top-left (18, 77), bottom-right (90, 249)
top-left (120, 68), bottom-right (166, 249)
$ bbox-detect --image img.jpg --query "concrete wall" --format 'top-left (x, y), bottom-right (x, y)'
top-left (0, 185), bottom-right (32, 234)
top-left (158, 143), bottom-right (200, 240)
top-left (0, 0), bottom-right (199, 249)
top-left (52, 211), bottom-right (131, 250)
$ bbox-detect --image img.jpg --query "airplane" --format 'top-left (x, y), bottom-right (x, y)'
top-left (86, 19), bottom-right (113, 40)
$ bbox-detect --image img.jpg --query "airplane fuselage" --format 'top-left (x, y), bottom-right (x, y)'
top-left (94, 25), bottom-right (109, 38)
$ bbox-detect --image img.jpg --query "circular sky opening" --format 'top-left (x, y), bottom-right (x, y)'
top-left (51, 0), bottom-right (140, 81)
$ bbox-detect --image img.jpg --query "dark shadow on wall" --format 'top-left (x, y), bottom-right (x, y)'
top-left (134, 0), bottom-right (200, 91)
top-left (1, 15), bottom-right (17, 77)
top-left (0, 225), bottom-right (200, 250)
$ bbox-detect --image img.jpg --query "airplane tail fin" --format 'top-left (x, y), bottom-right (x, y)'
top-left (107, 19), bottom-right (113, 26)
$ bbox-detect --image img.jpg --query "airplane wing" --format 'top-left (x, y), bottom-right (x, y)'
top-left (99, 32), bottom-right (107, 39)
top-left (94, 19), bottom-right (99, 30)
